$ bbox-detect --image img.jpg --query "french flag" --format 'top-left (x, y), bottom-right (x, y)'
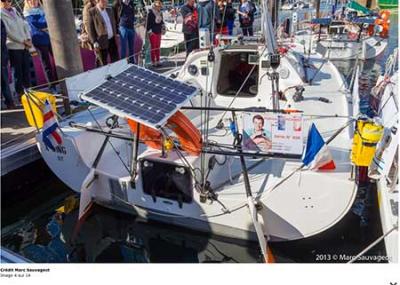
top-left (302, 123), bottom-right (336, 170)
top-left (42, 99), bottom-right (62, 151)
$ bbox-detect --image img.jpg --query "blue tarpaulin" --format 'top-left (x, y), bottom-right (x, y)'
top-left (351, 17), bottom-right (376, 24)
top-left (311, 18), bottom-right (332, 25)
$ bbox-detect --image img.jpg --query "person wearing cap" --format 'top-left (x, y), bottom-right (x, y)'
top-left (197, 0), bottom-right (221, 42)
top-left (181, 0), bottom-right (199, 57)
top-left (88, 0), bottom-right (119, 67)
top-left (1, 0), bottom-right (32, 99)
top-left (146, 0), bottom-right (165, 67)
top-left (113, 0), bottom-right (135, 64)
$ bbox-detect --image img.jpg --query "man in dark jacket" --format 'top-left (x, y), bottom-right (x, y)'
top-left (1, 19), bottom-right (15, 109)
top-left (88, 0), bottom-right (119, 66)
top-left (113, 0), bottom-right (135, 63)
top-left (181, 0), bottom-right (199, 57)
top-left (225, 0), bottom-right (236, 35)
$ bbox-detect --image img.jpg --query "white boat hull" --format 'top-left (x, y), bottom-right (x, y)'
top-left (293, 30), bottom-right (388, 60)
top-left (373, 71), bottom-right (399, 263)
top-left (37, 43), bottom-right (358, 242)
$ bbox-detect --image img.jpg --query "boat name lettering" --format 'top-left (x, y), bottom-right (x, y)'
top-left (45, 145), bottom-right (67, 155)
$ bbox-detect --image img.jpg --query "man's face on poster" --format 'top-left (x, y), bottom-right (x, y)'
top-left (253, 118), bottom-right (264, 134)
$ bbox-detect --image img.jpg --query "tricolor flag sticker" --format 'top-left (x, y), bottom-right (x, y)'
top-left (302, 123), bottom-right (336, 170)
top-left (42, 99), bottom-right (62, 151)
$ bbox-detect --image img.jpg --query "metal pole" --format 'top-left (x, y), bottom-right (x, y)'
top-left (42, 0), bottom-right (84, 115)
top-left (315, 0), bottom-right (321, 18)
top-left (131, 122), bottom-right (141, 185)
top-left (268, 0), bottom-right (278, 30)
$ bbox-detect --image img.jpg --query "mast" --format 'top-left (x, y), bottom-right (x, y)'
top-left (332, 0), bottom-right (338, 17)
top-left (268, 0), bottom-right (279, 30)
top-left (315, 0), bottom-right (321, 18)
top-left (262, 0), bottom-right (280, 111)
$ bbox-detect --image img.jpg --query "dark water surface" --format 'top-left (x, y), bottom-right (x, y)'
top-left (1, 11), bottom-right (398, 264)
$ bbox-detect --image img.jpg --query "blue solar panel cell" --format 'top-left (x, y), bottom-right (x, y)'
top-left (81, 65), bottom-right (198, 128)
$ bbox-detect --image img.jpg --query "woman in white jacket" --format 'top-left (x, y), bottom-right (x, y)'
top-left (1, 0), bottom-right (32, 98)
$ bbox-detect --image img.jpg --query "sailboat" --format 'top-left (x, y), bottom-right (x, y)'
top-left (25, 0), bottom-right (359, 261)
top-left (293, 1), bottom-right (390, 60)
top-left (368, 49), bottom-right (398, 263)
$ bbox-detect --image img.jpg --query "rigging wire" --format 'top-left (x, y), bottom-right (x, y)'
top-left (87, 108), bottom-right (131, 175)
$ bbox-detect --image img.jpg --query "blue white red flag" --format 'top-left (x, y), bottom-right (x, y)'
top-left (42, 99), bottom-right (62, 151)
top-left (302, 123), bottom-right (336, 170)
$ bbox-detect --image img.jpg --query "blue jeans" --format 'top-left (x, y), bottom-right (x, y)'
top-left (1, 65), bottom-right (13, 106)
top-left (227, 20), bottom-right (234, 36)
top-left (119, 26), bottom-right (135, 64)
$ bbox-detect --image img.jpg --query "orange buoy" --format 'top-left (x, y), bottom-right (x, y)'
top-left (127, 120), bottom-right (163, 150)
top-left (374, 10), bottom-right (391, 38)
top-left (127, 111), bottom-right (202, 156)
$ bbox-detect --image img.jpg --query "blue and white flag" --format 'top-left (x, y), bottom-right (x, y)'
top-left (302, 123), bottom-right (336, 170)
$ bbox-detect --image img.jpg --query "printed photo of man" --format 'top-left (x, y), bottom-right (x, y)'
top-left (244, 114), bottom-right (272, 151)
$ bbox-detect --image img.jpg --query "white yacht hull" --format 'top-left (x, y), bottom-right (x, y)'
top-left (293, 31), bottom-right (388, 60)
top-left (315, 37), bottom-right (388, 60)
top-left (372, 71), bottom-right (398, 263)
top-left (36, 43), bottom-right (358, 243)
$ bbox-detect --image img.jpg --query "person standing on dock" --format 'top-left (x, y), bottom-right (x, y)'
top-left (237, 0), bottom-right (255, 36)
top-left (80, 0), bottom-right (96, 50)
top-left (1, 0), bottom-right (32, 100)
top-left (146, 0), bottom-right (165, 67)
top-left (197, 0), bottom-right (221, 42)
top-left (1, 19), bottom-right (15, 109)
top-left (216, 0), bottom-right (229, 35)
top-left (225, 0), bottom-right (236, 36)
top-left (181, 0), bottom-right (199, 57)
top-left (113, 0), bottom-right (135, 64)
top-left (88, 0), bottom-right (119, 67)
top-left (24, 0), bottom-right (57, 93)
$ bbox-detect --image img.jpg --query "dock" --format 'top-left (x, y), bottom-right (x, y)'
top-left (1, 108), bottom-right (39, 176)
top-left (0, 55), bottom-right (186, 178)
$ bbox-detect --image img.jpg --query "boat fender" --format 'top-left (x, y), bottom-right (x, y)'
top-left (374, 10), bottom-right (391, 38)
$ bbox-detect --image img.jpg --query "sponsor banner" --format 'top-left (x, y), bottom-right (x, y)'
top-left (242, 113), bottom-right (303, 155)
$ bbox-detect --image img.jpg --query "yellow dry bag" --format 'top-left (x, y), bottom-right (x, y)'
top-left (351, 119), bottom-right (384, 166)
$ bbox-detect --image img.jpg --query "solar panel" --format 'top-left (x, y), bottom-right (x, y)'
top-left (81, 65), bottom-right (198, 129)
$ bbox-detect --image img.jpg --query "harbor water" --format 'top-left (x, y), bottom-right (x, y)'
top-left (1, 9), bottom-right (398, 263)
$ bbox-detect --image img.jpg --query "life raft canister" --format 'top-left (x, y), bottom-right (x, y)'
top-left (127, 111), bottom-right (202, 156)
top-left (351, 119), bottom-right (384, 166)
